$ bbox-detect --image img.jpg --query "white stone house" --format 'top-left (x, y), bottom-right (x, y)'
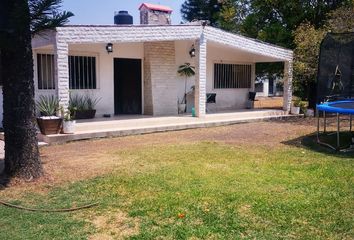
top-left (30, 4), bottom-right (293, 119)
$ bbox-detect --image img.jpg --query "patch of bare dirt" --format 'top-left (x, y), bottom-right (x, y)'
top-left (0, 118), bottom-right (318, 194)
top-left (89, 210), bottom-right (140, 240)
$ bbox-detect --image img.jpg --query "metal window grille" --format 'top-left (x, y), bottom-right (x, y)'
top-left (37, 54), bottom-right (55, 90)
top-left (69, 56), bottom-right (97, 89)
top-left (214, 63), bottom-right (252, 89)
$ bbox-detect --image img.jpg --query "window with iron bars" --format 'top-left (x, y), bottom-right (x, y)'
top-left (37, 54), bottom-right (55, 90)
top-left (214, 63), bottom-right (252, 89)
top-left (69, 55), bottom-right (97, 89)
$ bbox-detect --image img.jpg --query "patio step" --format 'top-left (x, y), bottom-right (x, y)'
top-left (40, 111), bottom-right (302, 145)
top-left (0, 132), bottom-right (48, 147)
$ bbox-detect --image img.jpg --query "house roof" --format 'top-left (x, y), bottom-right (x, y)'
top-left (33, 24), bottom-right (293, 62)
top-left (139, 3), bottom-right (173, 13)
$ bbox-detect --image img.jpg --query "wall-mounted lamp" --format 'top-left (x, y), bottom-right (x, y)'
top-left (106, 43), bottom-right (113, 54)
top-left (189, 44), bottom-right (196, 58)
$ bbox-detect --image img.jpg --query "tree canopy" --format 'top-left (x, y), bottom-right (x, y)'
top-left (181, 0), bottom-right (354, 102)
top-left (29, 0), bottom-right (73, 35)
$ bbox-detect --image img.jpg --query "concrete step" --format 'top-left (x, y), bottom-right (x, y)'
top-left (41, 113), bottom-right (302, 145)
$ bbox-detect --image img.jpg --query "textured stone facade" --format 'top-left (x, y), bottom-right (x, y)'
top-left (140, 9), bottom-right (171, 25)
top-left (54, 36), bottom-right (69, 109)
top-left (144, 41), bottom-right (177, 116)
top-left (204, 27), bottom-right (293, 61)
top-left (194, 35), bottom-right (207, 117)
top-left (283, 61), bottom-right (293, 112)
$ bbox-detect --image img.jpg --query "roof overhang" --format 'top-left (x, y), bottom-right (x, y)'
top-left (32, 25), bottom-right (293, 62)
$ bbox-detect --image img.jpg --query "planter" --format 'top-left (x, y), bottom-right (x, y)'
top-left (73, 109), bottom-right (96, 119)
top-left (305, 109), bottom-right (314, 117)
top-left (62, 120), bottom-right (76, 134)
top-left (178, 104), bottom-right (186, 114)
top-left (37, 117), bottom-right (63, 135)
top-left (291, 106), bottom-right (300, 115)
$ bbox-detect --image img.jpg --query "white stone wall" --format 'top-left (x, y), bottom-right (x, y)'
top-left (54, 37), bottom-right (69, 109)
top-left (204, 27), bottom-right (293, 61)
top-left (55, 26), bottom-right (201, 44)
top-left (144, 41), bottom-right (178, 116)
top-left (195, 35), bottom-right (207, 117)
top-left (283, 61), bottom-right (293, 112)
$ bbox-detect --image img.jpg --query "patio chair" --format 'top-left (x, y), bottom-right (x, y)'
top-left (206, 93), bottom-right (217, 113)
top-left (246, 91), bottom-right (256, 109)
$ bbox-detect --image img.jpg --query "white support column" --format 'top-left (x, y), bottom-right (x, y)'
top-left (250, 63), bottom-right (256, 92)
top-left (194, 33), bottom-right (207, 117)
top-left (54, 39), bottom-right (69, 111)
top-left (283, 60), bottom-right (293, 112)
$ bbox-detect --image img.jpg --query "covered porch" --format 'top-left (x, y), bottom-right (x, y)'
top-left (32, 25), bottom-right (293, 119)
top-left (39, 108), bottom-right (293, 144)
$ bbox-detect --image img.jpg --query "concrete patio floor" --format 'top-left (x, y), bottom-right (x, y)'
top-left (40, 109), bottom-right (298, 144)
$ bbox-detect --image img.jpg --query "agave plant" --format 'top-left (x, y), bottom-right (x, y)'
top-left (85, 94), bottom-right (101, 110)
top-left (69, 94), bottom-right (87, 111)
top-left (36, 95), bottom-right (60, 116)
top-left (69, 93), bottom-right (101, 111)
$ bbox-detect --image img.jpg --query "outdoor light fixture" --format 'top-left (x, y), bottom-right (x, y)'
top-left (106, 43), bottom-right (113, 54)
top-left (189, 44), bottom-right (196, 58)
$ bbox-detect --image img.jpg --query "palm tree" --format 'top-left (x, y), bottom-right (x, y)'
top-left (0, 0), bottom-right (73, 180)
top-left (178, 63), bottom-right (195, 106)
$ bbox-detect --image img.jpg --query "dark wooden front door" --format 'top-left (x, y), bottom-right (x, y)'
top-left (114, 58), bottom-right (142, 115)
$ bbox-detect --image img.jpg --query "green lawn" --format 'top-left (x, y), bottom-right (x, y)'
top-left (0, 142), bottom-right (353, 239)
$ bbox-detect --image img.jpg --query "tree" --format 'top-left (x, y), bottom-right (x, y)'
top-left (293, 23), bottom-right (326, 105)
top-left (181, 0), bottom-right (222, 26)
top-left (0, 0), bottom-right (72, 180)
top-left (325, 5), bottom-right (354, 33)
top-left (293, 4), bottom-right (354, 106)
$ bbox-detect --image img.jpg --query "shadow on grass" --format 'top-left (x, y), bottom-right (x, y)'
top-left (282, 132), bottom-right (354, 158)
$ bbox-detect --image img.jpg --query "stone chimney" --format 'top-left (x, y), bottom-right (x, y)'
top-left (139, 3), bottom-right (173, 25)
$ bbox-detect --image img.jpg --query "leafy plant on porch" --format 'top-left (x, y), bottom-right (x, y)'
top-left (36, 95), bottom-right (60, 116)
top-left (69, 93), bottom-right (101, 119)
top-left (178, 63), bottom-right (195, 105)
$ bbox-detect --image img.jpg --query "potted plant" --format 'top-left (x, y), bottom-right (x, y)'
top-left (69, 93), bottom-right (101, 119)
top-left (177, 63), bottom-right (195, 114)
top-left (291, 98), bottom-right (304, 115)
top-left (36, 95), bottom-right (62, 135)
top-left (62, 109), bottom-right (76, 134)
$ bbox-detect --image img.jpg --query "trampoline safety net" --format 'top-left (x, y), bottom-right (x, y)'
top-left (316, 32), bottom-right (354, 103)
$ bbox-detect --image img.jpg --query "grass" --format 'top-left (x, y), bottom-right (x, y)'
top-left (0, 141), bottom-right (353, 239)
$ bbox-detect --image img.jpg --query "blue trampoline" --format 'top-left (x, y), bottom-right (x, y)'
top-left (316, 99), bottom-right (354, 152)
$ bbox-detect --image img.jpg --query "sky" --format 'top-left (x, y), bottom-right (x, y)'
top-left (62, 0), bottom-right (185, 25)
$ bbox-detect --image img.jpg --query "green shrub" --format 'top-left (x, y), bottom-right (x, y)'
top-left (36, 95), bottom-right (60, 116)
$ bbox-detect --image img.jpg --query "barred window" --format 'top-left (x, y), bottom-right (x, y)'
top-left (214, 63), bottom-right (252, 89)
top-left (37, 54), bottom-right (55, 89)
top-left (69, 56), bottom-right (97, 89)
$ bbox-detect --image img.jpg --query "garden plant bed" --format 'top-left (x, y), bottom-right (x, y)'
top-left (0, 118), bottom-right (353, 239)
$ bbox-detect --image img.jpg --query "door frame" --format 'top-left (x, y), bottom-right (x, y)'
top-left (113, 57), bottom-right (144, 115)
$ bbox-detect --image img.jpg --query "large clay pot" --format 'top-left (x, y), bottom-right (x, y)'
top-left (37, 117), bottom-right (63, 135)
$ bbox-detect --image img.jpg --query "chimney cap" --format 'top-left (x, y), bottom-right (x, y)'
top-left (139, 3), bottom-right (173, 13)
